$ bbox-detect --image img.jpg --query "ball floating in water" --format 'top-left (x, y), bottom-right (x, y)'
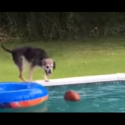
top-left (64, 90), bottom-right (80, 101)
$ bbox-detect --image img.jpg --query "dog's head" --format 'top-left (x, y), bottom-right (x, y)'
top-left (41, 58), bottom-right (56, 76)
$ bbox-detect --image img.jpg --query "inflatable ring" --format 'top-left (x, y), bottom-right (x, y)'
top-left (0, 82), bottom-right (48, 109)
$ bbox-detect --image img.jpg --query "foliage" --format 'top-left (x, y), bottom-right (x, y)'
top-left (0, 12), bottom-right (125, 41)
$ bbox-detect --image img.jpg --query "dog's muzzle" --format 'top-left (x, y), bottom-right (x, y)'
top-left (45, 69), bottom-right (52, 76)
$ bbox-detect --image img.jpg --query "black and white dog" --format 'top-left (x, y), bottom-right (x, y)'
top-left (1, 44), bottom-right (56, 82)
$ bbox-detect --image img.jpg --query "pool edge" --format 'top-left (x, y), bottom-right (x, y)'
top-left (34, 73), bottom-right (125, 87)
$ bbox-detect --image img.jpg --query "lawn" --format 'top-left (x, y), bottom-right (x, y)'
top-left (1, 37), bottom-right (125, 82)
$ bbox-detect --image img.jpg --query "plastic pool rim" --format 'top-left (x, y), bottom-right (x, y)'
top-left (0, 82), bottom-right (48, 109)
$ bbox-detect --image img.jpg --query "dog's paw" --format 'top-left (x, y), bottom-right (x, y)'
top-left (45, 80), bottom-right (49, 82)
top-left (25, 80), bottom-right (33, 83)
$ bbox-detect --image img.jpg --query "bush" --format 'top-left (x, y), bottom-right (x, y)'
top-left (0, 12), bottom-right (125, 41)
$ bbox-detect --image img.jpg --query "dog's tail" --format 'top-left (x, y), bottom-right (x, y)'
top-left (1, 44), bottom-right (12, 53)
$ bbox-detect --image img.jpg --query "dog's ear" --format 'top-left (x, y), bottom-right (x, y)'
top-left (53, 61), bottom-right (56, 69)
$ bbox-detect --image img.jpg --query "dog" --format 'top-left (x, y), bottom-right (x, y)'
top-left (1, 44), bottom-right (56, 82)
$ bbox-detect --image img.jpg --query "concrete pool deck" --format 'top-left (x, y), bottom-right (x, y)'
top-left (35, 73), bottom-right (125, 87)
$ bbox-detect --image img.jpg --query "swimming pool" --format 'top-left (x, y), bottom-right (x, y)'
top-left (46, 81), bottom-right (125, 112)
top-left (1, 73), bottom-right (125, 112)
top-left (1, 80), bottom-right (125, 112)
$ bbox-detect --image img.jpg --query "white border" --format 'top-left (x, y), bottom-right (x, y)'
top-left (35, 73), bottom-right (125, 87)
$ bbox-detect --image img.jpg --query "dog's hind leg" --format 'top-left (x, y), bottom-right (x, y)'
top-left (18, 67), bottom-right (26, 82)
top-left (12, 55), bottom-right (26, 82)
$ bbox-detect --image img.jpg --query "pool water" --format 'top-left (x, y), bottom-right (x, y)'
top-left (1, 81), bottom-right (125, 112)
top-left (46, 81), bottom-right (125, 112)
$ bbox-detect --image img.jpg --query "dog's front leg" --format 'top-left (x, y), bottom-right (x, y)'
top-left (44, 74), bottom-right (49, 82)
top-left (28, 66), bottom-right (34, 82)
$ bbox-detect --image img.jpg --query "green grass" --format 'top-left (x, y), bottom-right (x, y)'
top-left (1, 37), bottom-right (125, 82)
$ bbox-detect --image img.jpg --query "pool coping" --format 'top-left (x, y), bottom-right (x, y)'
top-left (35, 73), bottom-right (125, 87)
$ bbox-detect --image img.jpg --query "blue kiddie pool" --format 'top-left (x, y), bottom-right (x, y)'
top-left (0, 82), bottom-right (48, 109)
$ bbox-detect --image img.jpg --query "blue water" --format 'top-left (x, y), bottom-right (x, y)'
top-left (46, 82), bottom-right (125, 112)
top-left (1, 81), bottom-right (125, 112)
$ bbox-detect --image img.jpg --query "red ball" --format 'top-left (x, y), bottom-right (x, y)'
top-left (64, 90), bottom-right (80, 101)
